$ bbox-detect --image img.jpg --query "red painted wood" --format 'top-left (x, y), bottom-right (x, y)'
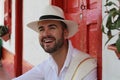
top-left (4, 0), bottom-right (12, 41)
top-left (14, 0), bottom-right (23, 77)
top-left (66, 12), bottom-right (88, 52)
top-left (4, 0), bottom-right (12, 33)
top-left (51, 0), bottom-right (64, 9)
top-left (57, 0), bottom-right (88, 52)
top-left (87, 0), bottom-right (102, 80)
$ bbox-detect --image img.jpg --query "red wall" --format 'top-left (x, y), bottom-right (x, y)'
top-left (2, 47), bottom-right (33, 78)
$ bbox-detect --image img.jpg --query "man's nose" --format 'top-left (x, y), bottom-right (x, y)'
top-left (43, 29), bottom-right (50, 36)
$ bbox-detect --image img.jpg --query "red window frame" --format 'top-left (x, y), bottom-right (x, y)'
top-left (3, 0), bottom-right (12, 41)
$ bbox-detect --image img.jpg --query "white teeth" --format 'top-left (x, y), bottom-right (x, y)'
top-left (44, 39), bottom-right (53, 43)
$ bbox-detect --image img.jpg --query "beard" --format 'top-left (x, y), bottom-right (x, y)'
top-left (40, 34), bottom-right (64, 54)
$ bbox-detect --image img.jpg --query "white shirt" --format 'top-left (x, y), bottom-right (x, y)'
top-left (13, 41), bottom-right (97, 80)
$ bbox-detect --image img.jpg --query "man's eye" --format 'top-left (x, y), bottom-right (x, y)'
top-left (49, 24), bottom-right (57, 29)
top-left (38, 27), bottom-right (44, 32)
top-left (39, 28), bottom-right (44, 32)
top-left (39, 29), bottom-right (43, 31)
top-left (50, 26), bottom-right (56, 29)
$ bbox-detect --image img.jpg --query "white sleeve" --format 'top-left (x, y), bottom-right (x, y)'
top-left (12, 66), bottom-right (44, 80)
top-left (83, 68), bottom-right (97, 80)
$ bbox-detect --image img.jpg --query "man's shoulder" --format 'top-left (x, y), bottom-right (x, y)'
top-left (72, 48), bottom-right (91, 58)
top-left (64, 48), bottom-right (97, 80)
top-left (72, 48), bottom-right (97, 65)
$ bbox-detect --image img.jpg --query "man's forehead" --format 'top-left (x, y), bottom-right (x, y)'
top-left (37, 20), bottom-right (67, 30)
top-left (38, 20), bottom-right (61, 25)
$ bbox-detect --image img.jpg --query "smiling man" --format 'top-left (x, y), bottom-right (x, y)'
top-left (38, 20), bottom-right (67, 54)
top-left (13, 5), bottom-right (97, 80)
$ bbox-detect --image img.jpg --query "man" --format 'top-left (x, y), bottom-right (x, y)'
top-left (13, 5), bottom-right (97, 80)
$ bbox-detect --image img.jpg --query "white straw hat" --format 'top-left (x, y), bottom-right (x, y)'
top-left (27, 5), bottom-right (78, 38)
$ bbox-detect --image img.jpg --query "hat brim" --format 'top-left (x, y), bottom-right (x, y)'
top-left (27, 19), bottom-right (78, 38)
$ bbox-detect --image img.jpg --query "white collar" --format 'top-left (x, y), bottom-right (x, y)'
top-left (63, 40), bottom-right (74, 68)
top-left (48, 40), bottom-right (74, 71)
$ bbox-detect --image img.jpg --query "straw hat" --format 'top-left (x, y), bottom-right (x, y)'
top-left (27, 5), bottom-right (78, 38)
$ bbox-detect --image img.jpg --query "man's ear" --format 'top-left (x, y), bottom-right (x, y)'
top-left (64, 29), bottom-right (69, 39)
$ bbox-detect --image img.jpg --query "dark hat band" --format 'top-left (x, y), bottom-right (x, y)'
top-left (39, 15), bottom-right (64, 20)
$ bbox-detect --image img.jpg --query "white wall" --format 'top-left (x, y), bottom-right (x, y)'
top-left (23, 0), bottom-right (50, 65)
top-left (0, 0), bottom-right (50, 65)
top-left (102, 0), bottom-right (120, 80)
top-left (0, 0), bottom-right (4, 25)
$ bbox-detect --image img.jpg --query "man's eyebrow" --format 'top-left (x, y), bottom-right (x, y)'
top-left (38, 26), bottom-right (44, 29)
top-left (38, 24), bottom-right (57, 30)
top-left (48, 24), bottom-right (57, 27)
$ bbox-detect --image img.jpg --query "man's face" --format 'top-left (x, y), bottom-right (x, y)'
top-left (38, 20), bottom-right (68, 54)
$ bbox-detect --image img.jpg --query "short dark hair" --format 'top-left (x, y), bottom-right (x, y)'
top-left (60, 21), bottom-right (67, 29)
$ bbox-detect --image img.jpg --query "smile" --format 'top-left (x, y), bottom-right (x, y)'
top-left (44, 39), bottom-right (53, 43)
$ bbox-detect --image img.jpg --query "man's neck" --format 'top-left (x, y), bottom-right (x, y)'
top-left (51, 41), bottom-right (68, 74)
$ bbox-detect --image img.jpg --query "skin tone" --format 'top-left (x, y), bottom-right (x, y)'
top-left (38, 20), bottom-right (69, 75)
